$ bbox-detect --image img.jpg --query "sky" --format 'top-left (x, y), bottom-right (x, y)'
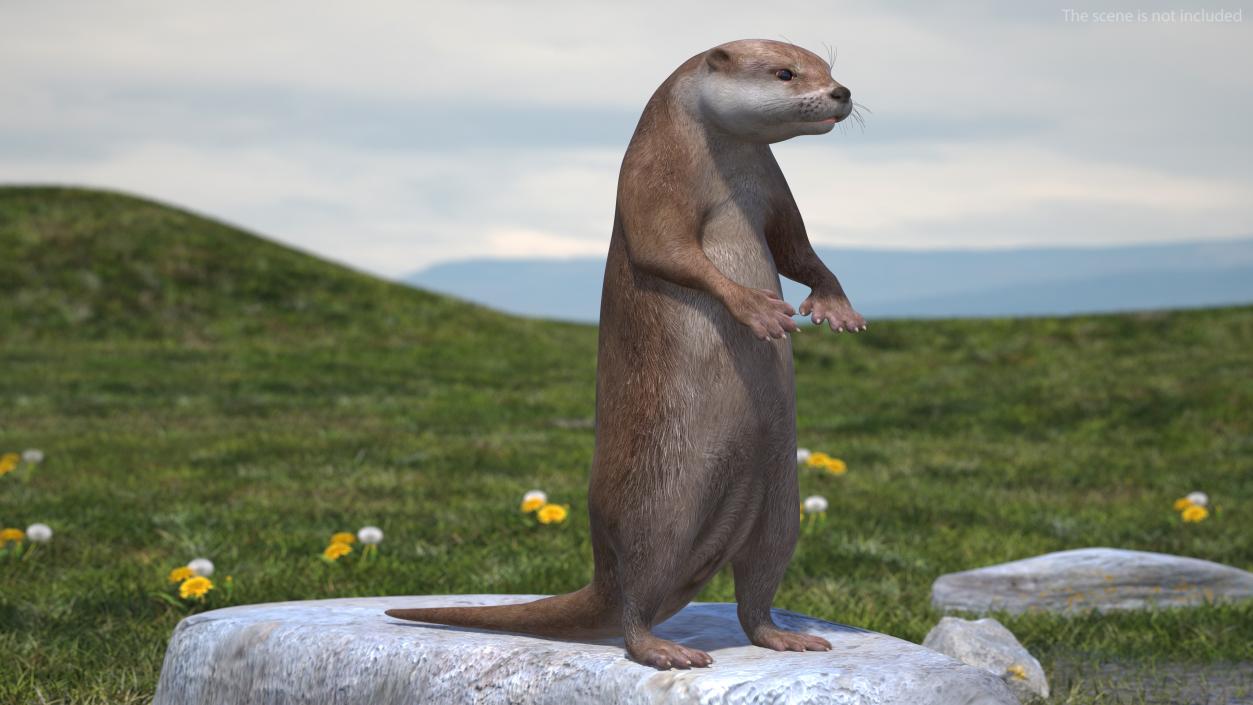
top-left (2, 0), bottom-right (1251, 277)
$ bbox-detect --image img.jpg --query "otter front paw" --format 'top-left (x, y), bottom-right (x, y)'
top-left (724, 286), bottom-right (799, 341)
top-left (799, 291), bottom-right (866, 333)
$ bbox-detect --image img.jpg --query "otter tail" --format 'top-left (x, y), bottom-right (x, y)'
top-left (384, 585), bottom-right (618, 639)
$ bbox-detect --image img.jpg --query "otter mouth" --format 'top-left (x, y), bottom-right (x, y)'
top-left (800, 115), bottom-right (842, 128)
top-left (815, 103), bottom-right (854, 126)
top-left (809, 110), bottom-right (849, 126)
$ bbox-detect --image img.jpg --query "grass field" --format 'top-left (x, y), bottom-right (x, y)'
top-left (1, 187), bottom-right (1250, 703)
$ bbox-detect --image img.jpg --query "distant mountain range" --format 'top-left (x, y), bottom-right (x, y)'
top-left (406, 239), bottom-right (1253, 322)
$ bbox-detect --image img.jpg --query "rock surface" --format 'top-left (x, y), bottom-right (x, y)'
top-left (932, 547), bottom-right (1253, 614)
top-left (924, 616), bottom-right (1048, 701)
top-left (153, 595), bottom-right (1016, 705)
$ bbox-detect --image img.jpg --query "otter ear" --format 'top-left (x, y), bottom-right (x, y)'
top-left (705, 48), bottom-right (733, 72)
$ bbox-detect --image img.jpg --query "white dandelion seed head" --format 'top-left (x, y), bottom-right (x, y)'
top-left (522, 490), bottom-right (547, 504)
top-left (803, 496), bottom-right (829, 514)
top-left (796, 448), bottom-right (811, 464)
top-left (1186, 491), bottom-right (1209, 507)
top-left (22, 449), bottom-right (44, 464)
top-left (187, 558), bottom-right (215, 577)
top-left (25, 523), bottom-right (52, 543)
top-left (358, 526), bottom-right (384, 545)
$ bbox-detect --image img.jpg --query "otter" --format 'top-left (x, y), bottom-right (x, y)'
top-left (387, 39), bottom-right (866, 670)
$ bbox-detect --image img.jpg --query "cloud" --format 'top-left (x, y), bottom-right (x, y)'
top-left (778, 139), bottom-right (1253, 247)
top-left (1, 0), bottom-right (1250, 276)
top-left (0, 138), bottom-right (620, 274)
top-left (485, 228), bottom-right (609, 258)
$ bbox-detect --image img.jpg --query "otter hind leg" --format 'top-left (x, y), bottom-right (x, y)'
top-left (616, 545), bottom-right (716, 669)
top-left (607, 507), bottom-right (715, 670)
top-left (621, 586), bottom-right (715, 669)
top-left (730, 469), bottom-right (832, 653)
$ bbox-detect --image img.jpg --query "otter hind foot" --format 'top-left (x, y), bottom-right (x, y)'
top-left (627, 634), bottom-right (714, 670)
top-left (748, 625), bottom-right (832, 653)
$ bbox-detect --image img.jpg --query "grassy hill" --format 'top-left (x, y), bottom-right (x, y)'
top-left (2, 187), bottom-right (434, 341)
top-left (1, 186), bottom-right (479, 342)
top-left (0, 187), bottom-right (1250, 703)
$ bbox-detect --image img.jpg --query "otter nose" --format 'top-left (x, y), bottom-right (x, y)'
top-left (830, 86), bottom-right (851, 102)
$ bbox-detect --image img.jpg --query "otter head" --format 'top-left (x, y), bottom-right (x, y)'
top-left (696, 39), bottom-right (852, 144)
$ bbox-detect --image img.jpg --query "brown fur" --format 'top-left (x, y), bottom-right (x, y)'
top-left (386, 39), bottom-right (866, 670)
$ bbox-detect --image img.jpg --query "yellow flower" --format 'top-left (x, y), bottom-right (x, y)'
top-left (1006, 664), bottom-right (1028, 680)
top-left (520, 489), bottom-right (547, 512)
top-left (537, 504), bottom-right (569, 525)
top-left (1182, 505), bottom-right (1209, 523)
top-left (330, 532), bottom-right (356, 545)
top-left (0, 528), bottom-right (24, 545)
top-left (323, 541), bottom-right (352, 560)
top-left (0, 453), bottom-right (18, 475)
top-left (805, 451), bottom-right (831, 468)
top-left (1173, 497), bottom-right (1193, 511)
top-left (822, 458), bottom-right (848, 475)
top-left (167, 566), bottom-right (194, 583)
top-left (179, 576), bottom-right (213, 600)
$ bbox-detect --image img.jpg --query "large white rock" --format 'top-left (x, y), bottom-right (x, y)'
top-left (923, 617), bottom-right (1048, 701)
top-left (153, 595), bottom-right (1016, 705)
top-left (932, 547), bottom-right (1253, 614)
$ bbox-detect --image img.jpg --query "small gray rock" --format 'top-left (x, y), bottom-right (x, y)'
top-left (932, 547), bottom-right (1253, 614)
top-left (924, 616), bottom-right (1048, 701)
top-left (153, 595), bottom-right (1017, 705)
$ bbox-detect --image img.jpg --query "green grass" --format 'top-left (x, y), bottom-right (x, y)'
top-left (1, 187), bottom-right (1250, 703)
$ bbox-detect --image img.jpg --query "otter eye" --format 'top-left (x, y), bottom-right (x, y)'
top-left (775, 69), bottom-right (794, 81)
